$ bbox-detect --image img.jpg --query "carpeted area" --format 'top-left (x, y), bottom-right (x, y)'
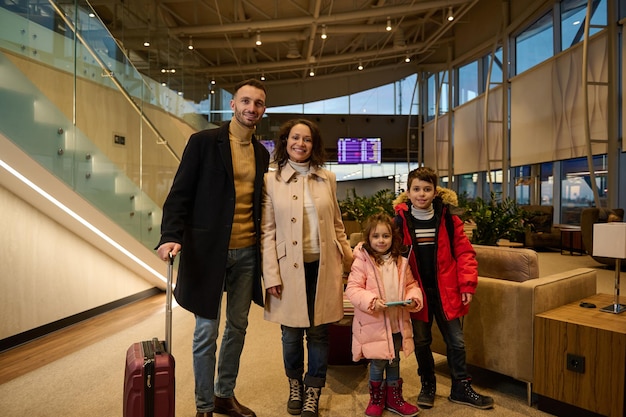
top-left (0, 302), bottom-right (553, 417)
top-left (0, 250), bottom-right (617, 417)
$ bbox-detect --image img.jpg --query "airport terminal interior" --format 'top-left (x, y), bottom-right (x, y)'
top-left (1, 1), bottom-right (626, 416)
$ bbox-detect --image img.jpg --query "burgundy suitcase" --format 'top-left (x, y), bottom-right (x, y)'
top-left (123, 254), bottom-right (176, 417)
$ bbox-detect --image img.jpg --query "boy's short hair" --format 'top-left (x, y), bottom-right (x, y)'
top-left (407, 167), bottom-right (438, 189)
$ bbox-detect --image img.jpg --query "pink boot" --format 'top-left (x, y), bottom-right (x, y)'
top-left (365, 380), bottom-right (386, 417)
top-left (385, 378), bottom-right (420, 416)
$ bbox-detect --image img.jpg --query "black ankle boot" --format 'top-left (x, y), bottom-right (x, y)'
top-left (417, 379), bottom-right (436, 408)
top-left (449, 378), bottom-right (494, 409)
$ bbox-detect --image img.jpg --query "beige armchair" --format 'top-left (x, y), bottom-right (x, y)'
top-left (430, 245), bottom-right (597, 404)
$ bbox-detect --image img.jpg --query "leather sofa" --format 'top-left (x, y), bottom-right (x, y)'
top-left (521, 205), bottom-right (561, 249)
top-left (430, 245), bottom-right (597, 404)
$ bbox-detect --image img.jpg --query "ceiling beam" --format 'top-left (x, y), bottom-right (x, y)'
top-left (166, 0), bottom-right (472, 36)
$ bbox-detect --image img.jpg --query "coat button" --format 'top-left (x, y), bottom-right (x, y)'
top-left (292, 241), bottom-right (298, 246)
top-left (291, 217), bottom-right (297, 223)
top-left (292, 195), bottom-right (298, 200)
top-left (293, 263), bottom-right (299, 268)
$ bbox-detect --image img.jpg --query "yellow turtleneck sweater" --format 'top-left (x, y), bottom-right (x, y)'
top-left (228, 117), bottom-right (257, 249)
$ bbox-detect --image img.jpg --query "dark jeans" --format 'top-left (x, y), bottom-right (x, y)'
top-left (281, 260), bottom-right (329, 388)
top-left (412, 288), bottom-right (469, 381)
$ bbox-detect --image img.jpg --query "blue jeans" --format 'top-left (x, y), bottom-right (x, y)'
top-left (192, 246), bottom-right (255, 412)
top-left (369, 332), bottom-right (402, 382)
top-left (412, 288), bottom-right (468, 381)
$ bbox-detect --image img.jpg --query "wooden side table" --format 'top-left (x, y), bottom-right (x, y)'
top-left (533, 294), bottom-right (626, 417)
top-left (559, 225), bottom-right (584, 255)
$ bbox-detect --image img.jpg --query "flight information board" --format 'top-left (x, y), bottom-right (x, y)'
top-left (337, 137), bottom-right (381, 164)
top-left (259, 139), bottom-right (275, 157)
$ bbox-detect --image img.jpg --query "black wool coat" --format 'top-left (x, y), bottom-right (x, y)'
top-left (157, 122), bottom-right (270, 319)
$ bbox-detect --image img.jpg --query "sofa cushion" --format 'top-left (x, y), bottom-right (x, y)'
top-left (473, 245), bottom-right (540, 282)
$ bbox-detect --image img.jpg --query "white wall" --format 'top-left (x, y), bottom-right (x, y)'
top-left (0, 183), bottom-right (154, 340)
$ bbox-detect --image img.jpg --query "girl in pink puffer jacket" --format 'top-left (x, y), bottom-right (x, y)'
top-left (346, 213), bottom-right (424, 417)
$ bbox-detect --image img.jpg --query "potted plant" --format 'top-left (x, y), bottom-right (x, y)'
top-left (461, 192), bottom-right (530, 246)
top-left (338, 188), bottom-right (396, 231)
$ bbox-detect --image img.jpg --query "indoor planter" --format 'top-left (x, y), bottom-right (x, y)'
top-left (338, 188), bottom-right (396, 231)
top-left (460, 192), bottom-right (530, 246)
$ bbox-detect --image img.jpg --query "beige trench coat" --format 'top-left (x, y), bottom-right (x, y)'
top-left (261, 164), bottom-right (353, 327)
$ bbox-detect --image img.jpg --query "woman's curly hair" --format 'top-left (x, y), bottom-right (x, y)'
top-left (273, 118), bottom-right (326, 175)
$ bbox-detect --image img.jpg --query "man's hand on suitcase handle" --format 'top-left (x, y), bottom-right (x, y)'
top-left (157, 242), bottom-right (181, 262)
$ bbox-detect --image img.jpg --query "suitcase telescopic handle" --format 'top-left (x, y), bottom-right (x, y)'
top-left (165, 252), bottom-right (174, 354)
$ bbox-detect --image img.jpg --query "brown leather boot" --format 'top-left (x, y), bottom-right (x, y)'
top-left (213, 396), bottom-right (257, 417)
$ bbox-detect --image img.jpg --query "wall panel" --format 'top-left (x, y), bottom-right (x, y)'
top-left (423, 114), bottom-right (450, 173)
top-left (454, 87), bottom-right (503, 174)
top-left (511, 33), bottom-right (608, 166)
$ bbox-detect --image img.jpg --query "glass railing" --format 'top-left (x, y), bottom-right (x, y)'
top-left (0, 1), bottom-right (208, 251)
top-left (0, 1), bottom-right (206, 124)
top-left (0, 50), bottom-right (162, 249)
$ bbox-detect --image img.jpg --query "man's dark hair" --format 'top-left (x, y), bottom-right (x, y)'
top-left (233, 78), bottom-right (267, 96)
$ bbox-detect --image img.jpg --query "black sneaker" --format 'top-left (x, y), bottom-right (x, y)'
top-left (287, 378), bottom-right (303, 415)
top-left (302, 386), bottom-right (321, 417)
top-left (417, 380), bottom-right (436, 408)
top-left (449, 379), bottom-right (494, 410)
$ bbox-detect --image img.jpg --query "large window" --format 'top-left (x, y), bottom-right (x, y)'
top-left (266, 75), bottom-right (417, 116)
top-left (483, 170), bottom-right (504, 200)
top-left (515, 12), bottom-right (554, 74)
top-left (350, 83), bottom-right (394, 114)
top-left (397, 74), bottom-right (418, 115)
top-left (303, 96), bottom-right (349, 114)
top-left (458, 61), bottom-right (478, 106)
top-left (514, 166), bottom-right (532, 205)
top-left (560, 155), bottom-right (608, 224)
top-left (561, 0), bottom-right (607, 48)
top-left (458, 173), bottom-right (477, 200)
top-left (425, 71), bottom-right (449, 120)
top-left (439, 71), bottom-right (450, 115)
top-left (426, 73), bottom-right (437, 120)
top-left (485, 48), bottom-right (503, 89)
top-left (540, 162), bottom-right (554, 205)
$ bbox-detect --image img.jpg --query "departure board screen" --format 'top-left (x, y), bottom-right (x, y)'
top-left (259, 139), bottom-right (275, 157)
top-left (337, 137), bottom-right (381, 164)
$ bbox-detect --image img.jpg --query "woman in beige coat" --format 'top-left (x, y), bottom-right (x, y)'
top-left (261, 118), bottom-right (353, 417)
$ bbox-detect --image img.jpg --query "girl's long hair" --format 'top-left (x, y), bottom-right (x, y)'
top-left (361, 213), bottom-right (404, 265)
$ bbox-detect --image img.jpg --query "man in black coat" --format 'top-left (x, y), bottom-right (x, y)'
top-left (157, 79), bottom-right (270, 417)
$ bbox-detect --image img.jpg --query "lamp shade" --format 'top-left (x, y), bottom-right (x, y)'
top-left (593, 222), bottom-right (626, 259)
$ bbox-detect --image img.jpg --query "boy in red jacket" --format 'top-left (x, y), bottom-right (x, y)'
top-left (394, 167), bottom-right (494, 410)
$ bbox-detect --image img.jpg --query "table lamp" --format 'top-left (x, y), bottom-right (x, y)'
top-left (593, 222), bottom-right (626, 314)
